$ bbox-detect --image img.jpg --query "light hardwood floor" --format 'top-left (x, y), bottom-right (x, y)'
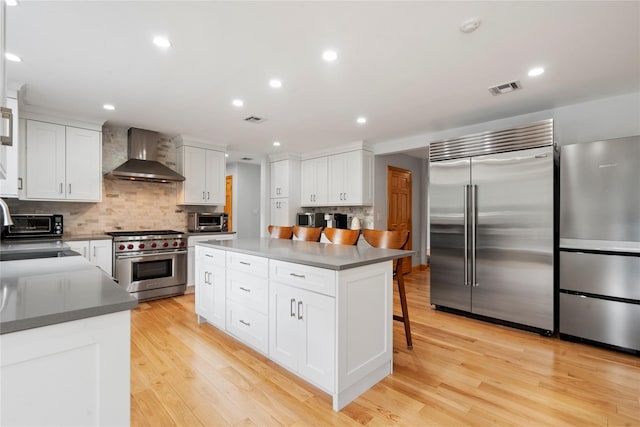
top-left (131, 268), bottom-right (640, 426)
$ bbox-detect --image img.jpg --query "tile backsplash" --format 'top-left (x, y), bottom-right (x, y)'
top-left (5, 125), bottom-right (217, 236)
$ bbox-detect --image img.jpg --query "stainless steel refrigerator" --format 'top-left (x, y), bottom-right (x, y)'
top-left (559, 136), bottom-right (640, 353)
top-left (430, 120), bottom-right (555, 334)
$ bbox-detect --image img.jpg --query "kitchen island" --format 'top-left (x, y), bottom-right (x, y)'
top-left (0, 251), bottom-right (138, 426)
top-left (195, 237), bottom-right (413, 411)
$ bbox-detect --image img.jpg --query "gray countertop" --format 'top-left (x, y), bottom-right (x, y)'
top-left (0, 255), bottom-right (138, 335)
top-left (197, 237), bottom-right (414, 270)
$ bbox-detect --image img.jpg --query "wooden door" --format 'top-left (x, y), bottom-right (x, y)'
top-left (387, 166), bottom-right (412, 273)
top-left (224, 175), bottom-right (233, 231)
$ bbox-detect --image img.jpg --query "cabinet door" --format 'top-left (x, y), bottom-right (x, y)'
top-left (327, 154), bottom-right (345, 205)
top-left (65, 127), bottom-right (101, 201)
top-left (0, 97), bottom-right (19, 197)
top-left (204, 149), bottom-right (225, 205)
top-left (269, 282), bottom-right (301, 372)
top-left (270, 198), bottom-right (290, 226)
top-left (90, 240), bottom-right (113, 275)
top-left (180, 146), bottom-right (207, 204)
top-left (195, 246), bottom-right (215, 321)
top-left (301, 157), bottom-right (327, 206)
top-left (66, 240), bottom-right (90, 259)
top-left (342, 150), bottom-right (363, 204)
top-left (298, 289), bottom-right (335, 392)
top-left (25, 120), bottom-right (66, 200)
top-left (270, 160), bottom-right (288, 198)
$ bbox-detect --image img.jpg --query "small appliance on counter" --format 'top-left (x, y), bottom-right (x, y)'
top-left (296, 212), bottom-right (326, 228)
top-left (188, 212), bottom-right (228, 232)
top-left (1, 214), bottom-right (64, 239)
top-left (333, 213), bottom-right (350, 229)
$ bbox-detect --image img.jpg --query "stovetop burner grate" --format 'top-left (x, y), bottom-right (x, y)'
top-left (106, 230), bottom-right (183, 237)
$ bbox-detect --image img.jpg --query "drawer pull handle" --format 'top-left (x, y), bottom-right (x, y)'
top-left (240, 261), bottom-right (251, 266)
top-left (239, 286), bottom-right (251, 293)
top-left (239, 319), bottom-right (251, 327)
top-left (298, 301), bottom-right (303, 320)
top-left (290, 298), bottom-right (296, 317)
top-left (205, 254), bottom-right (213, 258)
top-left (290, 273), bottom-right (306, 279)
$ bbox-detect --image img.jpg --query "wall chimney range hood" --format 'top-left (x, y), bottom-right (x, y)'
top-left (104, 128), bottom-right (185, 183)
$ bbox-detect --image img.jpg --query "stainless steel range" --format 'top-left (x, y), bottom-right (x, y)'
top-left (107, 230), bottom-right (187, 302)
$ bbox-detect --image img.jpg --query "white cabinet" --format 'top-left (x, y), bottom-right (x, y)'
top-left (66, 239), bottom-right (113, 275)
top-left (300, 157), bottom-right (327, 206)
top-left (0, 96), bottom-right (19, 197)
top-left (327, 149), bottom-right (373, 206)
top-left (23, 120), bottom-right (101, 202)
top-left (187, 233), bottom-right (235, 286)
top-left (176, 140), bottom-right (226, 205)
top-left (0, 2), bottom-right (7, 180)
top-left (269, 280), bottom-right (335, 392)
top-left (269, 155), bottom-right (300, 226)
top-left (195, 245), bottom-right (226, 329)
top-left (270, 198), bottom-right (290, 227)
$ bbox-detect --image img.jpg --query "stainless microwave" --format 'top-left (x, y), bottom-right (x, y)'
top-left (2, 214), bottom-right (64, 239)
top-left (296, 212), bottom-right (326, 228)
top-left (188, 212), bottom-right (228, 232)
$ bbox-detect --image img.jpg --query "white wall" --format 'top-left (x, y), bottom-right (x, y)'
top-left (227, 162), bottom-right (261, 238)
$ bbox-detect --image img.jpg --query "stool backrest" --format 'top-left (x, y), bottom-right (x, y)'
top-left (292, 226), bottom-right (323, 242)
top-left (362, 229), bottom-right (410, 250)
top-left (268, 225), bottom-right (293, 239)
top-left (324, 228), bottom-right (359, 245)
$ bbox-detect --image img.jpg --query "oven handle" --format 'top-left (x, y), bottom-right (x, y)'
top-left (115, 250), bottom-right (187, 261)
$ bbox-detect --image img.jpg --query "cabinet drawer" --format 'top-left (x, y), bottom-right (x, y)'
top-left (270, 260), bottom-right (336, 297)
top-left (227, 270), bottom-right (268, 314)
top-left (227, 252), bottom-right (268, 276)
top-left (226, 301), bottom-right (268, 354)
top-left (199, 247), bottom-right (226, 268)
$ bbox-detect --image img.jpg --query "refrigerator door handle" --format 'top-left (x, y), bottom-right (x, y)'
top-left (471, 184), bottom-right (478, 287)
top-left (463, 185), bottom-right (469, 286)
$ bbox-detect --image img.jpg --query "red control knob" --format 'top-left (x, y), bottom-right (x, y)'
top-left (151, 243), bottom-right (157, 248)
top-left (173, 241), bottom-right (178, 247)
top-left (127, 244), bottom-right (134, 250)
top-left (179, 241), bottom-right (185, 247)
top-left (139, 244), bottom-right (145, 249)
top-left (118, 245), bottom-right (125, 250)
top-left (163, 242), bottom-right (169, 247)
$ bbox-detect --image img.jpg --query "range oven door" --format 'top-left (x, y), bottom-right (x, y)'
top-left (115, 251), bottom-right (187, 293)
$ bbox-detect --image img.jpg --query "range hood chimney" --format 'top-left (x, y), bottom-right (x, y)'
top-left (104, 128), bottom-right (185, 183)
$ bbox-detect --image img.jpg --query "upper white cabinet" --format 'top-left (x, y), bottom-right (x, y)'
top-left (269, 155), bottom-right (300, 226)
top-left (0, 96), bottom-right (19, 197)
top-left (23, 119), bottom-right (102, 202)
top-left (301, 143), bottom-right (373, 207)
top-left (300, 156), bottom-right (327, 206)
top-left (175, 137), bottom-right (226, 206)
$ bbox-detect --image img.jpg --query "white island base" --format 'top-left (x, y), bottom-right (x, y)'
top-left (196, 241), bottom-right (398, 411)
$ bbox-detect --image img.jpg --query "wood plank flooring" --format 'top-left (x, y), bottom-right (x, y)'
top-left (131, 268), bottom-right (640, 426)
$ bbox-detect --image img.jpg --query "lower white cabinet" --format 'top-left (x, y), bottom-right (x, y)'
top-left (194, 245), bottom-right (226, 329)
top-left (0, 311), bottom-right (131, 427)
top-left (187, 233), bottom-right (235, 286)
top-left (66, 239), bottom-right (112, 275)
top-left (269, 280), bottom-right (335, 392)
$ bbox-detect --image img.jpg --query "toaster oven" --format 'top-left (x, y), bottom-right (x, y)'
top-left (2, 214), bottom-right (64, 239)
top-left (188, 212), bottom-right (228, 232)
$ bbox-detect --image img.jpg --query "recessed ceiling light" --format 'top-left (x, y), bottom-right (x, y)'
top-left (103, 104), bottom-right (115, 111)
top-left (225, 153), bottom-right (229, 158)
top-left (269, 79), bottom-right (282, 88)
top-left (356, 117), bottom-right (367, 124)
top-left (460, 17), bottom-right (481, 34)
top-left (273, 141), bottom-right (281, 147)
top-left (232, 99), bottom-right (244, 107)
top-left (322, 50), bottom-right (338, 62)
top-left (5, 0), bottom-right (19, 6)
top-left (153, 36), bottom-right (171, 48)
top-left (5, 52), bottom-right (22, 62)
top-left (528, 67), bottom-right (545, 77)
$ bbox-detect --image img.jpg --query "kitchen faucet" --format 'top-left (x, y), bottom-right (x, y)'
top-left (0, 198), bottom-right (14, 226)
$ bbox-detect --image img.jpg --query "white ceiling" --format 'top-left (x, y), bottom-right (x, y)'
top-left (6, 1), bottom-right (640, 162)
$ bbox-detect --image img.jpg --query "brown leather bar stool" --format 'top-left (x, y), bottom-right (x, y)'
top-left (362, 229), bottom-right (413, 349)
top-left (324, 228), bottom-right (360, 245)
top-left (267, 225), bottom-right (293, 239)
top-left (292, 226), bottom-right (323, 242)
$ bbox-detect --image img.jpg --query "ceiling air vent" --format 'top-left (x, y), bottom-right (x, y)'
top-left (244, 116), bottom-right (266, 124)
top-left (488, 80), bottom-right (522, 96)
top-left (240, 157), bottom-right (253, 161)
